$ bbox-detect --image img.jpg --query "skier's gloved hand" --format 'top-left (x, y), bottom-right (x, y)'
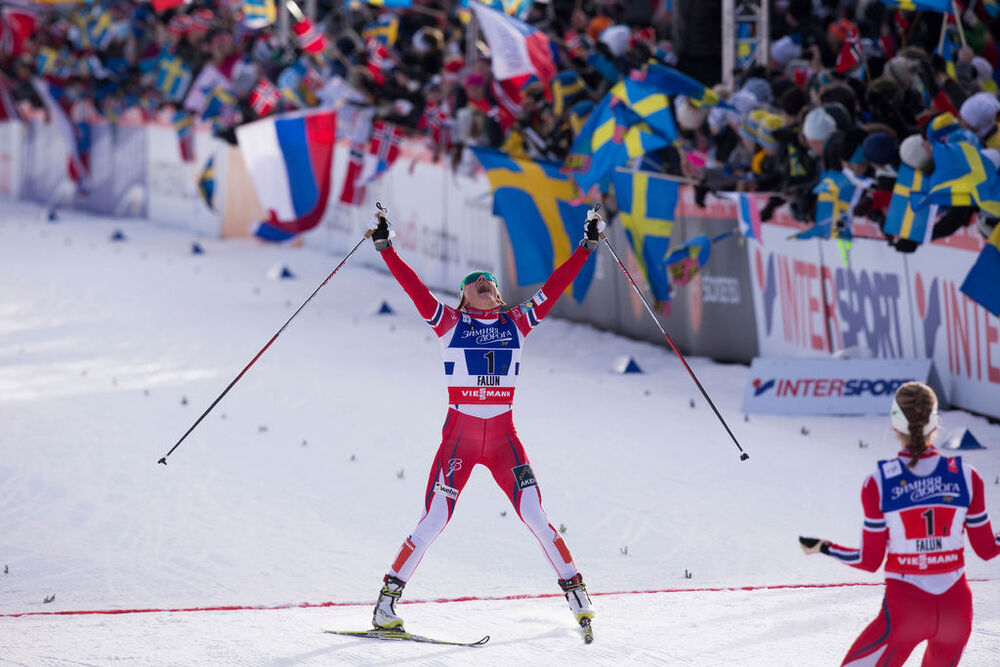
top-left (580, 208), bottom-right (605, 251)
top-left (368, 209), bottom-right (393, 251)
top-left (799, 536), bottom-right (830, 555)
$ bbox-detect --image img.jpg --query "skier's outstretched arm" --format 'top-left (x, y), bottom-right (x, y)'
top-left (966, 467), bottom-right (1000, 561)
top-left (801, 475), bottom-right (887, 572)
top-left (521, 208), bottom-right (606, 326)
top-left (369, 210), bottom-right (441, 321)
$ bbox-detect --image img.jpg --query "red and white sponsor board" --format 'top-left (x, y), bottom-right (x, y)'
top-left (904, 226), bottom-right (1000, 418)
top-left (742, 357), bottom-right (932, 415)
top-left (742, 202), bottom-right (1000, 419)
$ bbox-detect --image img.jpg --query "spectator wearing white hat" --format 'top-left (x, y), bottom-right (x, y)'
top-left (959, 91), bottom-right (1000, 149)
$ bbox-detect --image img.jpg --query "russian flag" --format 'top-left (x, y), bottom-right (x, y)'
top-left (470, 3), bottom-right (556, 88)
top-left (235, 110), bottom-right (337, 242)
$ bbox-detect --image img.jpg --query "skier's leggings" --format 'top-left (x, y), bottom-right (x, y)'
top-left (841, 576), bottom-right (972, 666)
top-left (387, 408), bottom-right (578, 582)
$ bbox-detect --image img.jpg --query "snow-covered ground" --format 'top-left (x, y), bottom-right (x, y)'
top-left (1, 201), bottom-right (998, 665)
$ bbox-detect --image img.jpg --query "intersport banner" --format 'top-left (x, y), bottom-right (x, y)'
top-left (742, 357), bottom-right (932, 415)
top-left (746, 215), bottom-right (1000, 419)
top-left (904, 227), bottom-right (1000, 418)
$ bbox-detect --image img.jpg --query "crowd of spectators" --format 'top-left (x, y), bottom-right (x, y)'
top-left (2, 0), bottom-right (1000, 243)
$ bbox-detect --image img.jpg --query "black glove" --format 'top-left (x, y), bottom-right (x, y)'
top-left (368, 210), bottom-right (392, 251)
top-left (580, 208), bottom-right (605, 251)
top-left (799, 536), bottom-right (830, 554)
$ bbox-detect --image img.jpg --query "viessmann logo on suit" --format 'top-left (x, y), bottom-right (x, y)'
top-left (448, 386), bottom-right (515, 404)
top-left (741, 358), bottom-right (932, 415)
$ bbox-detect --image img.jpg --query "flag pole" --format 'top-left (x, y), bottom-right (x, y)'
top-left (951, 1), bottom-right (968, 49)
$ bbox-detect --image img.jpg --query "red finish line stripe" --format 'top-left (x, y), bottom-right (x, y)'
top-left (1, 579), bottom-right (992, 619)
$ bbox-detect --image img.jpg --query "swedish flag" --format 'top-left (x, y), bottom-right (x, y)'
top-left (157, 56), bottom-right (192, 102)
top-left (612, 168), bottom-right (678, 303)
top-left (242, 0), bottom-right (276, 29)
top-left (879, 0), bottom-right (951, 11)
top-left (362, 0), bottom-right (414, 7)
top-left (813, 170), bottom-right (858, 230)
top-left (610, 77), bottom-right (677, 141)
top-left (936, 23), bottom-right (958, 79)
top-left (472, 147), bottom-right (596, 302)
top-left (552, 70), bottom-right (585, 115)
top-left (36, 47), bottom-right (60, 76)
top-left (198, 156), bottom-right (216, 211)
top-left (960, 223), bottom-right (1000, 316)
top-left (565, 93), bottom-right (671, 196)
top-left (664, 232), bottom-right (733, 284)
top-left (201, 85), bottom-right (237, 120)
top-left (919, 142), bottom-right (1000, 217)
top-left (363, 14), bottom-right (399, 46)
top-left (635, 64), bottom-right (722, 107)
top-left (885, 165), bottom-right (935, 243)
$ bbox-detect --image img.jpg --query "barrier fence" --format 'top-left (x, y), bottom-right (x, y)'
top-left (1, 119), bottom-right (996, 419)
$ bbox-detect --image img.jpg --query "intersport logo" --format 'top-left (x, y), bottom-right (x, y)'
top-left (752, 377), bottom-right (910, 398)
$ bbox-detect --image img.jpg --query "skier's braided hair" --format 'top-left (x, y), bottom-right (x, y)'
top-left (893, 381), bottom-right (937, 468)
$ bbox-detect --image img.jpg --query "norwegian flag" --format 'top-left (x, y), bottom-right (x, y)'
top-left (419, 102), bottom-right (452, 151)
top-left (1, 6), bottom-right (38, 58)
top-left (367, 41), bottom-right (392, 85)
top-left (338, 144), bottom-right (366, 206)
top-left (292, 17), bottom-right (326, 54)
top-left (359, 121), bottom-right (403, 186)
top-left (249, 78), bottom-right (280, 117)
top-left (835, 31), bottom-right (862, 75)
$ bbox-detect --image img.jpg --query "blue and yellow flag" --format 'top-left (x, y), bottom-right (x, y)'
top-left (472, 147), bottom-right (596, 302)
top-left (813, 170), bottom-right (858, 229)
top-left (936, 23), bottom-right (958, 79)
top-left (612, 168), bottom-right (679, 303)
top-left (198, 156), bottom-right (216, 210)
top-left (610, 76), bottom-right (678, 141)
top-left (885, 165), bottom-right (935, 243)
top-left (36, 47), bottom-right (60, 76)
top-left (960, 223), bottom-right (1000, 316)
top-left (565, 93), bottom-right (672, 196)
top-left (634, 64), bottom-right (722, 107)
top-left (363, 14), bottom-right (399, 45)
top-left (243, 0), bottom-right (277, 29)
top-left (664, 232), bottom-right (733, 284)
top-left (201, 85), bottom-right (237, 120)
top-left (879, 0), bottom-right (951, 11)
top-left (157, 56), bottom-right (192, 102)
top-left (552, 69), bottom-right (585, 116)
top-left (356, 0), bottom-right (414, 8)
top-left (918, 142), bottom-right (1000, 217)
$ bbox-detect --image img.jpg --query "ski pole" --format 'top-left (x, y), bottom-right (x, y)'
top-left (157, 207), bottom-right (387, 465)
top-left (593, 204), bottom-right (750, 462)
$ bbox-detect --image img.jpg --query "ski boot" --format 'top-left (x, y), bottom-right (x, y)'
top-left (559, 573), bottom-right (594, 643)
top-left (372, 575), bottom-right (406, 629)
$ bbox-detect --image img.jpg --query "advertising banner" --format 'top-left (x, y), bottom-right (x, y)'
top-left (742, 357), bottom-right (932, 415)
top-left (145, 125), bottom-right (223, 236)
top-left (904, 227), bottom-right (1000, 417)
top-left (745, 222), bottom-right (829, 358)
top-left (0, 121), bottom-right (23, 200)
top-left (816, 236), bottom-right (916, 359)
